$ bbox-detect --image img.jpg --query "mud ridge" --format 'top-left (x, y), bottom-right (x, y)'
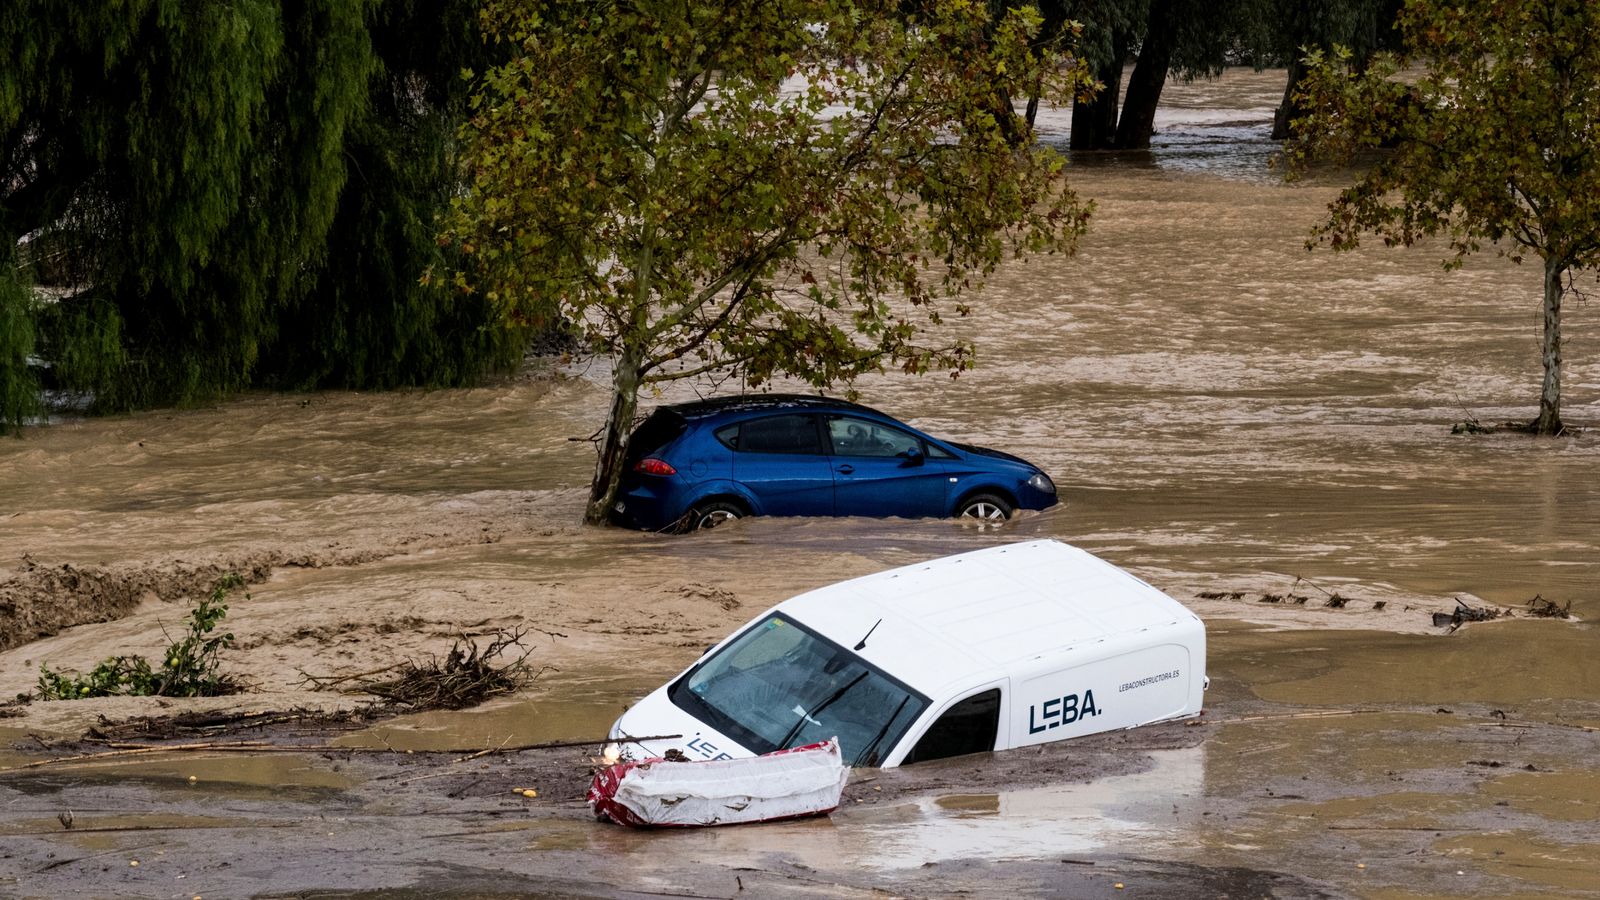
top-left (0, 529), bottom-right (509, 653)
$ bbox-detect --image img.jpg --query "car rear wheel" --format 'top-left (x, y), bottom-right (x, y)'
top-left (956, 493), bottom-right (1012, 523)
top-left (689, 500), bottom-right (746, 531)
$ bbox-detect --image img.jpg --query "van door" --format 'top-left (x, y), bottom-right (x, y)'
top-left (891, 681), bottom-right (1009, 766)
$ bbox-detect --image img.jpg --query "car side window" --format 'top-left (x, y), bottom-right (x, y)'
top-left (901, 688), bottom-right (1001, 765)
top-left (727, 414), bottom-right (823, 454)
top-left (826, 416), bottom-right (922, 458)
top-left (925, 442), bottom-right (955, 459)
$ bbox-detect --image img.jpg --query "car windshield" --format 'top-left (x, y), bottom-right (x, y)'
top-left (668, 614), bottom-right (928, 766)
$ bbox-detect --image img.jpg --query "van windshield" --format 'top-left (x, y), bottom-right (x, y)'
top-left (668, 614), bottom-right (928, 766)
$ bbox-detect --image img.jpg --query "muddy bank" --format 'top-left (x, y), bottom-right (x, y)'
top-left (0, 717), bottom-right (1308, 899)
top-left (0, 490), bottom-right (532, 654)
top-left (5, 657), bottom-right (1598, 898)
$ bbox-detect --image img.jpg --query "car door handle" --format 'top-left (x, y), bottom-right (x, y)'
top-left (836, 464), bottom-right (854, 474)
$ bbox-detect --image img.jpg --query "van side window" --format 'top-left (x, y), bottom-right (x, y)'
top-left (901, 688), bottom-right (1001, 765)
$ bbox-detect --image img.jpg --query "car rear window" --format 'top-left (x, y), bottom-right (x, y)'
top-left (718, 414), bottom-right (823, 454)
top-left (627, 409), bottom-right (688, 462)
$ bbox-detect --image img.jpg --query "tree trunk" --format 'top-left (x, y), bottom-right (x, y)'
top-left (1071, 32), bottom-right (1128, 151)
top-left (1272, 58), bottom-right (1308, 141)
top-left (583, 345), bottom-right (646, 525)
top-left (1114, 0), bottom-right (1174, 150)
top-left (991, 85), bottom-right (1028, 147)
top-left (1533, 258), bottom-right (1564, 435)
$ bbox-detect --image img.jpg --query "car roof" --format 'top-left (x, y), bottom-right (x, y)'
top-left (656, 393), bottom-right (882, 421)
top-left (774, 540), bottom-right (1201, 699)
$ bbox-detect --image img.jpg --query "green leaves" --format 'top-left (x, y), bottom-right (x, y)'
top-left (451, 0), bottom-right (1091, 381)
top-left (1286, 0), bottom-right (1600, 273)
top-left (1283, 0), bottom-right (1600, 432)
top-left (447, 0), bottom-right (1094, 521)
top-left (36, 575), bottom-right (242, 700)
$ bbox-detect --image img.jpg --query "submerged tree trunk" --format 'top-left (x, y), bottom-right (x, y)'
top-left (1534, 258), bottom-right (1565, 435)
top-left (1272, 58), bottom-right (1308, 141)
top-left (584, 345), bottom-right (646, 525)
top-left (1114, 0), bottom-right (1174, 150)
top-left (1071, 32), bottom-right (1129, 150)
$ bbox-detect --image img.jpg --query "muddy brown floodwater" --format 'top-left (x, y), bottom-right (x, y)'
top-left (2, 68), bottom-right (1598, 898)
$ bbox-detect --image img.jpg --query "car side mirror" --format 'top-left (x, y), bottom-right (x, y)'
top-left (899, 446), bottom-right (925, 467)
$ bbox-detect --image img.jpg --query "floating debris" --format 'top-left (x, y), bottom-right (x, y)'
top-left (301, 628), bottom-right (544, 710)
top-left (1525, 594), bottom-right (1572, 619)
top-left (1451, 418), bottom-right (1496, 435)
top-left (1433, 599), bottom-right (1506, 633)
top-left (1194, 584), bottom-right (1570, 631)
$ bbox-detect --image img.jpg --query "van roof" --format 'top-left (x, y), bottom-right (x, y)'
top-left (777, 540), bottom-right (1199, 697)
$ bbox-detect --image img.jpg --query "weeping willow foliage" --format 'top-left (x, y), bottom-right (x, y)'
top-left (0, 263), bottom-right (40, 430)
top-left (258, 0), bottom-right (526, 389)
top-left (0, 0), bottom-right (518, 432)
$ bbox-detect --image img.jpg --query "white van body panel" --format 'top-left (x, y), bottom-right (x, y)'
top-left (607, 540), bottom-right (1206, 768)
top-left (609, 687), bottom-right (747, 762)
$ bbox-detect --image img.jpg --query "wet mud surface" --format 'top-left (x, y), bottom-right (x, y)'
top-left (3, 67), bottom-right (1600, 897)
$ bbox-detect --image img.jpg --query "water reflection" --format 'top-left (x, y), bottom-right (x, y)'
top-left (594, 746), bottom-right (1205, 875)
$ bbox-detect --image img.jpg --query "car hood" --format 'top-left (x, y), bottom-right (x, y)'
top-left (607, 686), bottom-right (756, 763)
top-left (949, 441), bottom-right (1035, 467)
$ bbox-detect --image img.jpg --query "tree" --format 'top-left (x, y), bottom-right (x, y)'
top-left (1048, 0), bottom-right (1239, 151)
top-left (1229, 0), bottom-right (1402, 140)
top-left (1283, 0), bottom-right (1600, 435)
top-left (1, 0), bottom-right (376, 423)
top-left (1056, 0), bottom-right (1144, 150)
top-left (1, 1), bottom-right (519, 432)
top-left (1113, 0), bottom-right (1239, 149)
top-left (448, 0), bottom-right (1095, 525)
top-left (256, 0), bottom-right (524, 390)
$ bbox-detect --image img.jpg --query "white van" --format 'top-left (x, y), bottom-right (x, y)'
top-left (605, 540), bottom-right (1207, 768)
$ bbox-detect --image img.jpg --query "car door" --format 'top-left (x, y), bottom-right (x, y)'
top-left (823, 415), bottom-right (950, 517)
top-left (723, 414), bottom-right (835, 516)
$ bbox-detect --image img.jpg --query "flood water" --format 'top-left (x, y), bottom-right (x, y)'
top-left (2, 67), bottom-right (1598, 897)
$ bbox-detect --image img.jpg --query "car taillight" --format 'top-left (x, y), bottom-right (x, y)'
top-left (633, 457), bottom-right (677, 476)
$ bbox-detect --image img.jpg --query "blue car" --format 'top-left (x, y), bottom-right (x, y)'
top-left (610, 395), bottom-right (1058, 531)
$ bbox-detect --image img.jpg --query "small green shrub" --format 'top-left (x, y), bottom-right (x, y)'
top-left (37, 575), bottom-right (243, 700)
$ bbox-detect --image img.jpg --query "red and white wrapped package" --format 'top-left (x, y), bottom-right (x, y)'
top-left (588, 739), bottom-right (847, 828)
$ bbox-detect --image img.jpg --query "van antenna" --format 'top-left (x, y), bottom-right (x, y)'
top-left (853, 618), bottom-right (882, 651)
